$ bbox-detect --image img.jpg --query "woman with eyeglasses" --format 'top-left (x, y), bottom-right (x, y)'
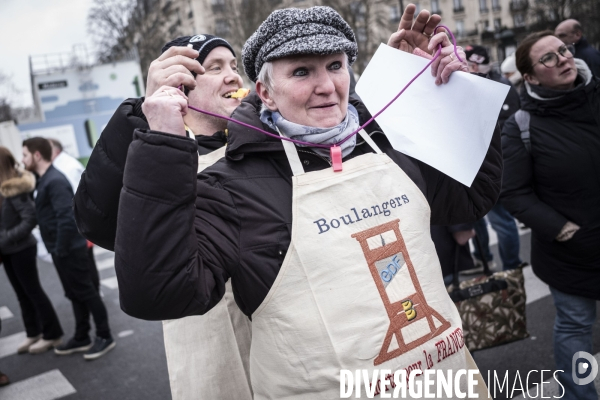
top-left (501, 30), bottom-right (600, 400)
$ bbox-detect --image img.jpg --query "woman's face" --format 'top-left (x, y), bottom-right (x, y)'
top-left (258, 53), bottom-right (349, 128)
top-left (525, 35), bottom-right (577, 90)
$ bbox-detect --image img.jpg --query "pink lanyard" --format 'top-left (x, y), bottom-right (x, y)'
top-left (187, 25), bottom-right (462, 171)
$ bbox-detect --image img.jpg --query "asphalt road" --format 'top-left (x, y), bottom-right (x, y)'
top-left (0, 227), bottom-right (598, 400)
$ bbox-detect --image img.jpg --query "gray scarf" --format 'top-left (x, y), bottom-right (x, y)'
top-left (260, 104), bottom-right (359, 159)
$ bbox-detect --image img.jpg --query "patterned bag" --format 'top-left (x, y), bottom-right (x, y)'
top-left (449, 241), bottom-right (529, 352)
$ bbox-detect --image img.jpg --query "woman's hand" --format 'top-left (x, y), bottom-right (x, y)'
top-left (387, 3), bottom-right (468, 85)
top-left (146, 46), bottom-right (205, 97)
top-left (142, 86), bottom-right (188, 136)
top-left (387, 4), bottom-right (440, 54)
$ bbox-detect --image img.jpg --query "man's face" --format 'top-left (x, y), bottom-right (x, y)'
top-left (555, 23), bottom-right (581, 45)
top-left (22, 146), bottom-right (36, 172)
top-left (186, 47), bottom-right (243, 125)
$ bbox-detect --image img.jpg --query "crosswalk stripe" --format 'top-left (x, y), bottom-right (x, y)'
top-left (523, 266), bottom-right (551, 305)
top-left (96, 257), bottom-right (115, 271)
top-left (0, 369), bottom-right (76, 400)
top-left (0, 331), bottom-right (27, 359)
top-left (93, 246), bottom-right (113, 258)
top-left (118, 330), bottom-right (134, 338)
top-left (0, 306), bottom-right (14, 320)
top-left (100, 276), bottom-right (119, 290)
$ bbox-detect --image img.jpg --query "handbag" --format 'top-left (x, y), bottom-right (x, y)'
top-left (449, 236), bottom-right (529, 352)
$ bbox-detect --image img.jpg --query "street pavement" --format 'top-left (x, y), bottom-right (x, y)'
top-left (0, 225), bottom-right (598, 399)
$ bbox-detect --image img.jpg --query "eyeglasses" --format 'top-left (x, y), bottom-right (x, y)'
top-left (533, 44), bottom-right (576, 68)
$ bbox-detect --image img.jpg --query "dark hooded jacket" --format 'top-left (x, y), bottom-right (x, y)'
top-left (0, 170), bottom-right (38, 255)
top-left (114, 93), bottom-right (503, 320)
top-left (74, 97), bottom-right (227, 250)
top-left (500, 60), bottom-right (600, 300)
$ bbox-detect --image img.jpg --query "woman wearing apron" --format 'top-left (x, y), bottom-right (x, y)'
top-left (115, 4), bottom-right (500, 398)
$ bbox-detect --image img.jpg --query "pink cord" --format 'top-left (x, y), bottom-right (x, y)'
top-left (187, 25), bottom-right (461, 149)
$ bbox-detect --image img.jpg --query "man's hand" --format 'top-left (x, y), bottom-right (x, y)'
top-left (387, 3), bottom-right (468, 85)
top-left (142, 86), bottom-right (188, 136)
top-left (146, 47), bottom-right (205, 97)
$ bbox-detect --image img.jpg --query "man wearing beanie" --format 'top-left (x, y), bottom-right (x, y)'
top-left (74, 34), bottom-right (253, 399)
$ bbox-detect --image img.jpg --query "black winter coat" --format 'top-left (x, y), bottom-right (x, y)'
top-left (488, 70), bottom-right (521, 130)
top-left (36, 166), bottom-right (87, 257)
top-left (500, 63), bottom-right (600, 300)
top-left (575, 37), bottom-right (600, 78)
top-left (74, 97), bottom-right (227, 250)
top-left (0, 171), bottom-right (38, 255)
top-left (115, 93), bottom-right (503, 320)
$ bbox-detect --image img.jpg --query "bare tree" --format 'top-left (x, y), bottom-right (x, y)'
top-left (88, 0), bottom-right (177, 84)
top-left (528, 0), bottom-right (600, 47)
top-left (0, 71), bottom-right (21, 123)
top-left (88, 0), bottom-right (136, 62)
top-left (321, 0), bottom-right (391, 75)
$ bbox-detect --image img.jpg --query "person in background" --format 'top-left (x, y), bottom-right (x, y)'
top-left (501, 53), bottom-right (523, 93)
top-left (0, 146), bottom-right (64, 354)
top-left (431, 223), bottom-right (476, 286)
top-left (503, 30), bottom-right (599, 400)
top-left (463, 45), bottom-right (525, 274)
top-left (0, 319), bottom-right (9, 386)
top-left (22, 138), bottom-right (115, 360)
top-left (48, 139), bottom-right (99, 293)
top-left (48, 139), bottom-right (83, 193)
top-left (555, 19), bottom-right (600, 77)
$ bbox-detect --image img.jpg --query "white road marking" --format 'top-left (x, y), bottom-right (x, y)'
top-left (0, 369), bottom-right (76, 400)
top-left (0, 306), bottom-right (14, 320)
top-left (523, 266), bottom-right (551, 305)
top-left (93, 246), bottom-right (113, 258)
top-left (0, 331), bottom-right (27, 359)
top-left (117, 330), bottom-right (134, 338)
top-left (100, 276), bottom-right (119, 290)
top-left (95, 257), bottom-right (115, 271)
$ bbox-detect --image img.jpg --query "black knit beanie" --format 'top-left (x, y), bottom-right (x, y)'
top-left (161, 34), bottom-right (236, 65)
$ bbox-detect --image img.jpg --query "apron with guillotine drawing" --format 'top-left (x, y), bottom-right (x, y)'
top-left (250, 131), bottom-right (489, 399)
top-left (162, 145), bottom-right (253, 400)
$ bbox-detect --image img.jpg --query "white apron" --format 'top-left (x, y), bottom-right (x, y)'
top-left (162, 145), bottom-right (253, 400)
top-left (250, 132), bottom-right (489, 399)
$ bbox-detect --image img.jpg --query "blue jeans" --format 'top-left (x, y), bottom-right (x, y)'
top-left (550, 287), bottom-right (598, 400)
top-left (472, 202), bottom-right (522, 270)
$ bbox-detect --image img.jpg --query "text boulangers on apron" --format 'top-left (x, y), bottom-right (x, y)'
top-left (313, 195), bottom-right (410, 234)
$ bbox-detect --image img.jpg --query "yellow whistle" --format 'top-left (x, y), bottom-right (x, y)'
top-left (230, 88), bottom-right (250, 99)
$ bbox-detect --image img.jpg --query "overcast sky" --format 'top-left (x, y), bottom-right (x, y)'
top-left (0, 0), bottom-right (95, 107)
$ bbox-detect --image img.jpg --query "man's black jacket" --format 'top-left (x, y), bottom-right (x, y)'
top-left (114, 93), bottom-right (503, 320)
top-left (74, 97), bottom-right (226, 250)
top-left (37, 165), bottom-right (87, 256)
top-left (575, 37), bottom-right (600, 77)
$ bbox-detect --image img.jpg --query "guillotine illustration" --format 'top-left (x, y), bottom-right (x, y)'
top-left (351, 219), bottom-right (450, 366)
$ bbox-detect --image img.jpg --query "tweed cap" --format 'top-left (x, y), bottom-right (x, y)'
top-left (242, 6), bottom-right (358, 82)
top-left (161, 34), bottom-right (235, 66)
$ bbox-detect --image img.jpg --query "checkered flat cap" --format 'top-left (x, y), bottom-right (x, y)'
top-left (242, 6), bottom-right (358, 82)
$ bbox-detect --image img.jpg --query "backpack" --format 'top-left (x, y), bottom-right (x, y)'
top-left (514, 110), bottom-right (531, 154)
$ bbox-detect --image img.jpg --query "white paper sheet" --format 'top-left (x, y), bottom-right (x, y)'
top-left (356, 43), bottom-right (510, 187)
